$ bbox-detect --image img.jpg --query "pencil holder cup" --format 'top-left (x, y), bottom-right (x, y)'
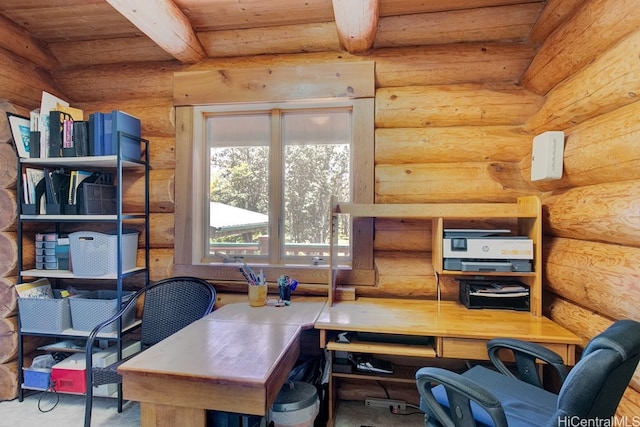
top-left (248, 284), bottom-right (267, 307)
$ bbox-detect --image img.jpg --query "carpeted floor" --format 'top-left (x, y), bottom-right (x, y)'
top-left (0, 392), bottom-right (139, 427)
top-left (333, 400), bottom-right (425, 427)
top-left (0, 394), bottom-right (424, 427)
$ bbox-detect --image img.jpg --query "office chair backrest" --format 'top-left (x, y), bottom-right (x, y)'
top-left (553, 320), bottom-right (640, 423)
top-left (139, 276), bottom-right (217, 348)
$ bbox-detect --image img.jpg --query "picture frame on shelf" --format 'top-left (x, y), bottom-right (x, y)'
top-left (6, 112), bottom-right (31, 158)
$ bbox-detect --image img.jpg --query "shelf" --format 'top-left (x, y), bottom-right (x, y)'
top-left (438, 270), bottom-right (536, 277)
top-left (20, 267), bottom-right (147, 280)
top-left (20, 214), bottom-right (146, 221)
top-left (21, 385), bottom-right (120, 398)
top-left (329, 196), bottom-right (542, 313)
top-left (19, 155), bottom-right (145, 169)
top-left (327, 338), bottom-right (437, 358)
top-left (335, 200), bottom-right (538, 219)
top-left (20, 319), bottom-right (142, 339)
top-left (332, 364), bottom-right (420, 384)
top-left (16, 125), bottom-right (150, 408)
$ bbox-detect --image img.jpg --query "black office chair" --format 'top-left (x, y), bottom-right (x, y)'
top-left (416, 319), bottom-right (640, 427)
top-left (83, 276), bottom-right (217, 427)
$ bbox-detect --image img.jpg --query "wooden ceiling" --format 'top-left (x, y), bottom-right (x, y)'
top-left (0, 0), bottom-right (579, 71)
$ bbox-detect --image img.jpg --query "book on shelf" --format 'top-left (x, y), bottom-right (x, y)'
top-left (16, 278), bottom-right (53, 299)
top-left (67, 169), bottom-right (93, 205)
top-left (23, 168), bottom-right (45, 205)
top-left (96, 110), bottom-right (142, 156)
top-left (38, 91), bottom-right (69, 158)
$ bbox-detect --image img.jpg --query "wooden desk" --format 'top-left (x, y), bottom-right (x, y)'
top-left (209, 299), bottom-right (326, 329)
top-left (315, 297), bottom-right (582, 424)
top-left (118, 298), bottom-right (326, 427)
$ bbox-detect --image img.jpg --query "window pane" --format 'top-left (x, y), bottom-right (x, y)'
top-left (206, 114), bottom-right (270, 260)
top-left (282, 111), bottom-right (351, 260)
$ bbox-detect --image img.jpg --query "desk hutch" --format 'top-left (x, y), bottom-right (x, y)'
top-left (316, 196), bottom-right (581, 424)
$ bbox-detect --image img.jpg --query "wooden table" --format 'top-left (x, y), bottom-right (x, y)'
top-left (118, 297), bottom-right (327, 427)
top-left (315, 297), bottom-right (582, 425)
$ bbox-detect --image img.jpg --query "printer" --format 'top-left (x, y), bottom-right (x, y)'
top-left (443, 229), bottom-right (533, 272)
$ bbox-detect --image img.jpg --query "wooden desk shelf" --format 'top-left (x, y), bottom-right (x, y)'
top-left (328, 196), bottom-right (543, 316)
top-left (331, 364), bottom-right (421, 385)
top-left (327, 337), bottom-right (437, 358)
top-left (316, 298), bottom-right (581, 425)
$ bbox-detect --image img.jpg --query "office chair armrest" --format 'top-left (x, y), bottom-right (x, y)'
top-left (416, 367), bottom-right (509, 427)
top-left (487, 338), bottom-right (569, 389)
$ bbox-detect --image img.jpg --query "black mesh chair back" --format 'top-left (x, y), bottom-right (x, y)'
top-left (84, 277), bottom-right (216, 427)
top-left (139, 276), bottom-right (217, 348)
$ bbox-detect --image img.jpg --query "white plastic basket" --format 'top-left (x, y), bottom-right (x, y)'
top-left (69, 290), bottom-right (136, 332)
top-left (69, 231), bottom-right (138, 276)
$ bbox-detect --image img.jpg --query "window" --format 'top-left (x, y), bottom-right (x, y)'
top-left (202, 102), bottom-right (352, 265)
top-left (173, 62), bottom-right (374, 284)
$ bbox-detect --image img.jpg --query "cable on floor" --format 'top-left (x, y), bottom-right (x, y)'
top-left (37, 381), bottom-right (60, 413)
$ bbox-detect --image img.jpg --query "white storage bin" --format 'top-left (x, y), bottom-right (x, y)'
top-left (69, 290), bottom-right (136, 332)
top-left (69, 230), bottom-right (138, 276)
top-left (18, 293), bottom-right (72, 333)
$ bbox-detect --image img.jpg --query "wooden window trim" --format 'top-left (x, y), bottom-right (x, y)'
top-left (173, 62), bottom-right (375, 286)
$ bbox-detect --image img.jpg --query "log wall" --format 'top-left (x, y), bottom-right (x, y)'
top-left (0, 0), bottom-right (639, 413)
top-left (519, 0), bottom-right (640, 412)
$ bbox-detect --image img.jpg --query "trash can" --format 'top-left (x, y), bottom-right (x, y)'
top-left (270, 381), bottom-right (319, 427)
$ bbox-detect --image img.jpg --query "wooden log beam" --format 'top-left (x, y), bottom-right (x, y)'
top-left (374, 219), bottom-right (432, 252)
top-left (0, 102), bottom-right (18, 143)
top-left (0, 188), bottom-right (17, 233)
top-left (0, 14), bottom-right (59, 70)
top-left (147, 136), bottom-right (175, 171)
top-left (54, 62), bottom-right (179, 104)
top-left (375, 3), bottom-right (542, 48)
top-left (332, 0), bottom-right (379, 53)
top-left (0, 232), bottom-right (17, 277)
top-left (526, 30), bottom-right (640, 133)
top-left (124, 169), bottom-right (174, 213)
top-left (544, 294), bottom-right (601, 347)
top-left (0, 143), bottom-right (17, 189)
top-left (370, 251), bottom-right (457, 299)
top-left (106, 0), bottom-right (206, 63)
top-left (542, 181), bottom-right (640, 248)
top-left (375, 162), bottom-right (537, 204)
top-left (544, 237), bottom-right (640, 322)
top-left (49, 36), bottom-right (174, 68)
top-left (375, 126), bottom-right (531, 164)
top-left (521, 0), bottom-right (640, 96)
top-left (372, 43), bottom-right (537, 88)
top-left (521, 100), bottom-right (640, 192)
top-left (76, 98), bottom-right (175, 137)
top-left (527, 0), bottom-right (585, 45)
top-left (173, 61), bottom-right (375, 106)
top-left (0, 48), bottom-right (64, 111)
top-left (0, 278), bottom-right (17, 319)
top-left (376, 83), bottom-right (543, 128)
top-left (198, 22), bottom-right (340, 58)
top-left (0, 360), bottom-right (18, 400)
top-left (618, 392), bottom-right (640, 420)
top-left (0, 316), bottom-right (17, 364)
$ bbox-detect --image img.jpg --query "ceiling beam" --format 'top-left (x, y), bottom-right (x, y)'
top-left (107, 0), bottom-right (206, 63)
top-left (332, 0), bottom-right (379, 53)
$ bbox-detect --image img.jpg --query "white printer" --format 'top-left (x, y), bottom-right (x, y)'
top-left (443, 229), bottom-right (533, 272)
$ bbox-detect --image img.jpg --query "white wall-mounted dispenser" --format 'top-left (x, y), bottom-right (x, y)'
top-left (531, 130), bottom-right (565, 181)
